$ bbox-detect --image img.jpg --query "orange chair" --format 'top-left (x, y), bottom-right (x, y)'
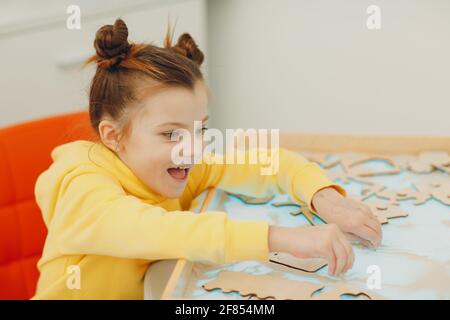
top-left (0, 112), bottom-right (95, 299)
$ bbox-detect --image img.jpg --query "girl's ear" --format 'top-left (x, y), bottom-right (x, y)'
top-left (98, 119), bottom-right (122, 152)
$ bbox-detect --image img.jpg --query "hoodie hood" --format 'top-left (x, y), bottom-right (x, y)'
top-left (34, 140), bottom-right (167, 226)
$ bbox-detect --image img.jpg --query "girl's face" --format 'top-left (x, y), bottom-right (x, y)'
top-left (116, 81), bottom-right (209, 198)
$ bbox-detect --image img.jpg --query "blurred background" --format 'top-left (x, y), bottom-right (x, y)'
top-left (0, 0), bottom-right (449, 136)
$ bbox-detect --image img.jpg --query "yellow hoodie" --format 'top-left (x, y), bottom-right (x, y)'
top-left (33, 140), bottom-right (344, 299)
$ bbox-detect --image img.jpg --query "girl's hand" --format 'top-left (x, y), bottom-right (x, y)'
top-left (268, 224), bottom-right (355, 276)
top-left (311, 187), bottom-right (382, 248)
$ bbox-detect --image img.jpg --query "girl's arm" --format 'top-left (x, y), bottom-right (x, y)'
top-left (188, 147), bottom-right (381, 249)
top-left (188, 147), bottom-right (345, 212)
top-left (41, 172), bottom-right (269, 264)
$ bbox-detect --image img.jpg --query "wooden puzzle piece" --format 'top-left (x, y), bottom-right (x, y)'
top-left (302, 152), bottom-right (329, 166)
top-left (308, 152), bottom-right (407, 184)
top-left (394, 155), bottom-right (416, 170)
top-left (306, 150), bottom-right (449, 177)
top-left (269, 252), bottom-right (327, 273)
top-left (341, 155), bottom-right (401, 177)
top-left (413, 176), bottom-right (450, 206)
top-left (408, 159), bottom-right (434, 174)
top-left (312, 284), bottom-right (384, 300)
top-left (349, 196), bottom-right (408, 224)
top-left (408, 151), bottom-right (450, 174)
top-left (361, 184), bottom-right (431, 206)
top-left (298, 207), bottom-right (316, 225)
top-left (364, 200), bottom-right (409, 224)
top-left (271, 201), bottom-right (301, 208)
top-left (303, 152), bottom-right (340, 169)
top-left (271, 201), bottom-right (316, 225)
top-left (431, 189), bottom-right (450, 206)
top-left (327, 170), bottom-right (374, 185)
top-left (435, 162), bottom-right (450, 174)
top-left (360, 183), bottom-right (387, 201)
top-left (305, 152), bottom-right (399, 182)
top-left (226, 192), bottom-right (274, 205)
top-left (203, 271), bottom-right (323, 300)
top-left (376, 189), bottom-right (405, 204)
top-left (327, 171), bottom-right (350, 183)
top-left (395, 188), bottom-right (431, 205)
top-left (203, 271), bottom-right (384, 300)
top-left (336, 168), bottom-right (446, 208)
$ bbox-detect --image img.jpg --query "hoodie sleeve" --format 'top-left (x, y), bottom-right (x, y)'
top-left (189, 148), bottom-right (346, 212)
top-left (41, 170), bottom-right (269, 264)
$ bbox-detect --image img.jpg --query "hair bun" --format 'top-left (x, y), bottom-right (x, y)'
top-left (94, 19), bottom-right (131, 62)
top-left (173, 33), bottom-right (204, 65)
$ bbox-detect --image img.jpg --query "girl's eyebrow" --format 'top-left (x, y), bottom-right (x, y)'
top-left (156, 116), bottom-right (209, 128)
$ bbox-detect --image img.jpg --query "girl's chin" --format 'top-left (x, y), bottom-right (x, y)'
top-left (161, 177), bottom-right (189, 198)
top-left (161, 187), bottom-right (186, 199)
top-left (145, 170), bottom-right (191, 199)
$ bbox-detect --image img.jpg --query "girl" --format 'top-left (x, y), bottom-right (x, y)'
top-left (33, 19), bottom-right (381, 299)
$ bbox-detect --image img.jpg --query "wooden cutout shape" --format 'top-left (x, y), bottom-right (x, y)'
top-left (312, 284), bottom-right (384, 300)
top-left (269, 252), bottom-right (327, 273)
top-left (303, 152), bottom-right (340, 169)
top-left (327, 171), bottom-right (350, 183)
top-left (306, 151), bottom-right (449, 207)
top-left (413, 177), bottom-right (450, 206)
top-left (361, 184), bottom-right (431, 206)
top-left (360, 184), bottom-right (389, 201)
top-left (395, 155), bottom-right (416, 170)
top-left (435, 162), bottom-right (450, 174)
top-left (271, 201), bottom-right (316, 225)
top-left (408, 151), bottom-right (450, 174)
top-left (364, 200), bottom-right (409, 224)
top-left (321, 152), bottom-right (391, 183)
top-left (271, 201), bottom-right (301, 208)
top-left (408, 159), bottom-right (434, 174)
top-left (203, 271), bottom-right (323, 300)
top-left (395, 187), bottom-right (430, 205)
top-left (431, 189), bottom-right (450, 206)
top-left (226, 192), bottom-right (274, 205)
top-left (303, 152), bottom-right (329, 166)
top-left (342, 155), bottom-right (401, 177)
top-left (298, 207), bottom-right (317, 225)
top-left (327, 170), bottom-right (373, 185)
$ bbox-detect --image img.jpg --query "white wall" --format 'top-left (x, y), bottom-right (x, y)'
top-left (0, 0), bottom-right (207, 127)
top-left (2, 0), bottom-right (449, 137)
top-left (207, 0), bottom-right (450, 136)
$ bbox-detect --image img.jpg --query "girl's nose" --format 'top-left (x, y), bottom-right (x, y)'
top-left (178, 133), bottom-right (203, 165)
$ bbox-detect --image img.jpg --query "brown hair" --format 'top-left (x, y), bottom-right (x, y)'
top-left (85, 18), bottom-right (205, 136)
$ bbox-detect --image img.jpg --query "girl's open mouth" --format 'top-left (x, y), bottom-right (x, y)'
top-left (167, 166), bottom-right (192, 181)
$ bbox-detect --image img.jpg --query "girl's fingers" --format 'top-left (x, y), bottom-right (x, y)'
top-left (345, 232), bottom-right (371, 247)
top-left (365, 216), bottom-right (382, 240)
top-left (356, 225), bottom-right (380, 247)
top-left (332, 240), bottom-right (348, 276)
top-left (338, 232), bottom-right (354, 273)
top-left (351, 201), bottom-right (382, 231)
top-left (364, 218), bottom-right (382, 247)
top-left (364, 208), bottom-right (383, 236)
top-left (327, 246), bottom-right (337, 276)
top-left (345, 233), bottom-right (360, 243)
top-left (361, 239), bottom-right (374, 248)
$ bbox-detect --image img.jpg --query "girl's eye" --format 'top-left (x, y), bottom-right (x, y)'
top-left (162, 127), bottom-right (208, 140)
top-left (162, 130), bottom-right (181, 141)
top-left (197, 126), bottom-right (208, 135)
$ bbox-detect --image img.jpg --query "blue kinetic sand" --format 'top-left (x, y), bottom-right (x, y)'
top-left (189, 156), bottom-right (450, 300)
